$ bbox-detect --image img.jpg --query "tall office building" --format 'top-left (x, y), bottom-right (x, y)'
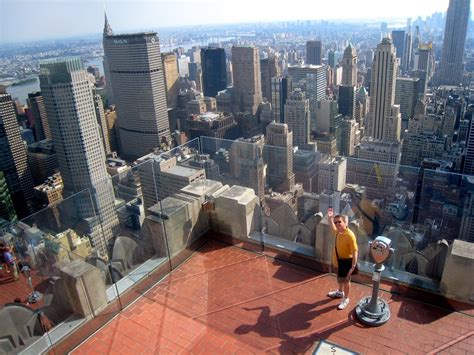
top-left (338, 85), bottom-right (357, 120)
top-left (284, 89), bottom-right (312, 149)
top-left (188, 62), bottom-right (202, 91)
top-left (271, 76), bottom-right (293, 123)
top-left (415, 43), bottom-right (434, 74)
top-left (317, 156), bottom-right (347, 193)
top-left (0, 171), bottom-right (17, 227)
top-left (368, 38), bottom-right (401, 143)
top-left (103, 16), bottom-right (170, 160)
top-left (403, 29), bottom-right (412, 73)
top-left (288, 64), bottom-right (326, 96)
top-left (340, 118), bottom-right (360, 157)
top-left (339, 44), bottom-right (357, 120)
top-left (229, 136), bottom-right (266, 201)
top-left (391, 30), bottom-right (405, 62)
top-left (102, 13), bottom-right (115, 105)
top-left (161, 52), bottom-right (179, 108)
top-left (459, 178), bottom-right (474, 243)
top-left (39, 58), bottom-right (119, 256)
top-left (265, 122), bottom-right (295, 193)
top-left (395, 77), bottom-right (421, 121)
top-left (463, 118), bottom-right (474, 176)
top-left (260, 55), bottom-right (280, 101)
top-left (306, 40), bottom-right (323, 65)
top-left (413, 43), bottom-right (434, 96)
top-left (201, 47), bottom-right (227, 97)
top-left (328, 50), bottom-right (336, 68)
top-left (231, 46), bottom-right (262, 115)
top-left (0, 94), bottom-right (35, 218)
top-left (306, 70), bottom-right (328, 102)
top-left (27, 92), bottom-right (51, 141)
top-left (341, 44), bottom-right (357, 86)
top-left (438, 0), bottom-right (470, 85)
top-left (93, 92), bottom-right (112, 155)
top-left (411, 26), bottom-right (421, 71)
top-left (177, 55), bottom-right (190, 77)
top-left (314, 98), bottom-right (341, 134)
top-left (27, 139), bottom-right (58, 185)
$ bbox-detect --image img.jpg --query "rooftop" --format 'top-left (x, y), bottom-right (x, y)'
top-left (70, 240), bottom-right (474, 354)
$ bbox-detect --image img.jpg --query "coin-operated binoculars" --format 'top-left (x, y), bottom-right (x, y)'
top-left (355, 236), bottom-right (394, 326)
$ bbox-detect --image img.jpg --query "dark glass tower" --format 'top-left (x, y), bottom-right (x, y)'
top-left (201, 47), bottom-right (227, 98)
top-left (391, 30), bottom-right (406, 61)
top-left (306, 40), bottom-right (323, 65)
top-left (0, 171), bottom-right (17, 228)
top-left (0, 94), bottom-right (35, 218)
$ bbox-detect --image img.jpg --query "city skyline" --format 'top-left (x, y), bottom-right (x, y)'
top-left (0, 0), bottom-right (468, 44)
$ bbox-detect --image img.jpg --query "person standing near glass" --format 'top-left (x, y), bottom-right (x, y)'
top-left (327, 208), bottom-right (358, 310)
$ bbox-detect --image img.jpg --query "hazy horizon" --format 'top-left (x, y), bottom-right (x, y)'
top-left (0, 0), bottom-right (466, 44)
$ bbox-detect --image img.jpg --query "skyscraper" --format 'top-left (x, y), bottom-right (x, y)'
top-left (463, 118), bottom-right (474, 176)
top-left (102, 12), bottom-right (115, 105)
top-left (341, 44), bottom-right (357, 86)
top-left (0, 171), bottom-right (17, 228)
top-left (39, 58), bottom-right (119, 256)
top-left (0, 94), bottom-right (35, 218)
top-left (438, 0), bottom-right (470, 85)
top-left (271, 76), bottom-right (293, 123)
top-left (403, 29), bottom-right (412, 73)
top-left (201, 47), bottom-right (227, 97)
top-left (103, 15), bottom-right (170, 160)
top-left (284, 89), bottom-right (312, 149)
top-left (260, 55), bottom-right (280, 101)
top-left (27, 92), bottom-right (51, 141)
top-left (339, 44), bottom-right (357, 121)
top-left (231, 46), bottom-right (262, 115)
top-left (368, 38), bottom-right (401, 143)
top-left (161, 52), bottom-right (179, 108)
top-left (338, 85), bottom-right (357, 120)
top-left (340, 118), bottom-right (360, 157)
top-left (306, 40), bottom-right (323, 65)
top-left (93, 92), bottom-right (112, 155)
top-left (328, 50), bottom-right (336, 68)
top-left (229, 136), bottom-right (266, 202)
top-left (391, 30), bottom-right (406, 62)
top-left (395, 77), bottom-right (421, 121)
top-left (265, 122), bottom-right (295, 193)
top-left (288, 64), bottom-right (326, 98)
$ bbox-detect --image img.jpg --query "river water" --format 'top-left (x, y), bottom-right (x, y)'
top-left (6, 58), bottom-right (105, 105)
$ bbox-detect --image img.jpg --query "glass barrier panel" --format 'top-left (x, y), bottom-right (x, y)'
top-left (96, 159), bottom-right (172, 307)
top-left (198, 136), bottom-right (265, 254)
top-left (0, 189), bottom-right (123, 354)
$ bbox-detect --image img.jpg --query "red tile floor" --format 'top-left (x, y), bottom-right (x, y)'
top-left (0, 266), bottom-right (46, 307)
top-left (72, 241), bottom-right (474, 354)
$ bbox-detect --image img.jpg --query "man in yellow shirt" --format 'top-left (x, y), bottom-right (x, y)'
top-left (327, 208), bottom-right (358, 310)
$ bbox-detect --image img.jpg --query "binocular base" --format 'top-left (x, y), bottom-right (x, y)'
top-left (355, 296), bottom-right (391, 327)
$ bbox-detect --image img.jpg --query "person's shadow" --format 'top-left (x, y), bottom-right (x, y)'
top-left (235, 298), bottom-right (334, 340)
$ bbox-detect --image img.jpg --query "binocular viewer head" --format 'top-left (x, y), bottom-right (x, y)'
top-left (369, 236), bottom-right (393, 264)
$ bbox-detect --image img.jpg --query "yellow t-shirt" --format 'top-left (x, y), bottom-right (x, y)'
top-left (332, 228), bottom-right (358, 265)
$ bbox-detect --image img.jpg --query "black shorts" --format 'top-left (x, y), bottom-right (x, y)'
top-left (337, 258), bottom-right (353, 278)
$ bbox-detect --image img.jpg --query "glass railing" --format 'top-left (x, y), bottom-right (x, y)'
top-left (0, 135), bottom-right (472, 354)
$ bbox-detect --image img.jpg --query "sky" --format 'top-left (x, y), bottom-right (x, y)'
top-left (0, 0), bottom-right (466, 44)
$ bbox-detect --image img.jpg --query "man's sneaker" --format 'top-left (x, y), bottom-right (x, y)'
top-left (327, 290), bottom-right (344, 298)
top-left (337, 298), bottom-right (350, 310)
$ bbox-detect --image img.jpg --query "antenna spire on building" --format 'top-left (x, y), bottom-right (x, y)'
top-left (103, 10), bottom-right (113, 37)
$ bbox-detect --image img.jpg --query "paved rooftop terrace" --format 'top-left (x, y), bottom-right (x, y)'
top-left (72, 240), bottom-right (474, 354)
